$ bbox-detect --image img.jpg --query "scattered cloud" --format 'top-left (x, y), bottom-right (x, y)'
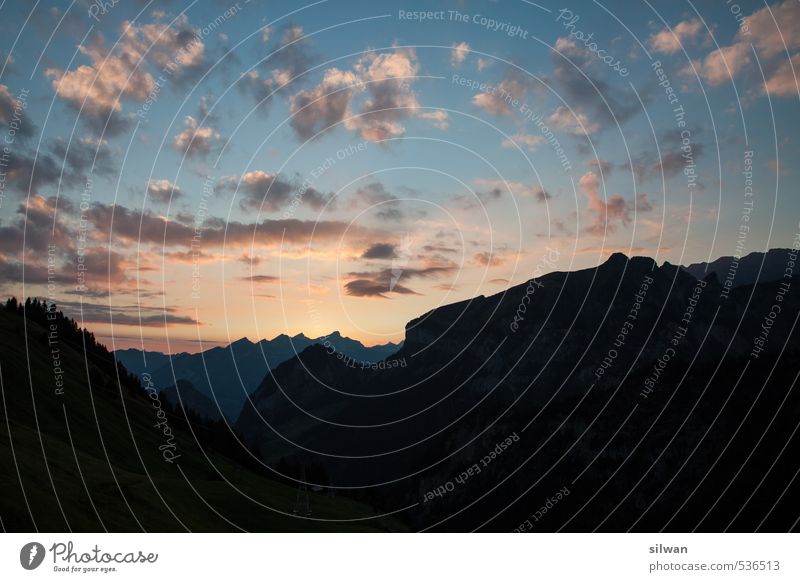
top-left (681, 1), bottom-right (799, 96)
top-left (451, 41), bottom-right (470, 66)
top-left (578, 172), bottom-right (652, 236)
top-left (45, 15), bottom-right (205, 134)
top-left (547, 105), bottom-right (600, 135)
top-left (473, 251), bottom-right (504, 267)
top-left (289, 46), bottom-right (447, 142)
top-left (147, 179), bottom-right (181, 204)
top-left (172, 115), bottom-right (220, 158)
top-left (649, 18), bottom-right (704, 54)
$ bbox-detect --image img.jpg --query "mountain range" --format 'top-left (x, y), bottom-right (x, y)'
top-left (6, 248), bottom-right (798, 531)
top-left (680, 247), bottom-right (793, 287)
top-left (115, 332), bottom-right (400, 419)
top-left (234, 250), bottom-right (800, 531)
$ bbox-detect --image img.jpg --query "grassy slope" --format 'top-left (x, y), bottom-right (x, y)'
top-left (0, 309), bottom-right (405, 532)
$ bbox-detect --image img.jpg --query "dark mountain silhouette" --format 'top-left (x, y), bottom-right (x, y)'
top-left (161, 380), bottom-right (222, 422)
top-left (0, 298), bottom-right (403, 532)
top-left (115, 332), bottom-right (400, 420)
top-left (236, 252), bottom-right (800, 531)
top-left (681, 248), bottom-right (793, 287)
top-left (114, 348), bottom-right (188, 376)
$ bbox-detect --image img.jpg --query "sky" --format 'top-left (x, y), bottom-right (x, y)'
top-left (0, 0), bottom-right (798, 353)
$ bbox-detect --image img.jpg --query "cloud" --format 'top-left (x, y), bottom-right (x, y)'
top-left (472, 73), bottom-right (530, 116)
top-left (423, 244), bottom-right (458, 254)
top-left (1, 136), bottom-right (114, 196)
top-left (451, 41), bottom-right (470, 66)
top-left (147, 179), bottom-right (181, 204)
top-left (649, 18), bottom-right (704, 54)
top-left (623, 127), bottom-right (705, 182)
top-left (344, 264), bottom-right (455, 298)
top-left (219, 171), bottom-right (332, 212)
top-left (653, 144), bottom-right (705, 177)
top-left (0, 84), bottom-right (33, 138)
top-left (172, 115), bottom-right (220, 158)
top-left (348, 182), bottom-right (407, 221)
top-left (240, 275), bottom-right (280, 283)
top-left (0, 196), bottom-right (75, 256)
top-left (578, 171), bottom-right (651, 235)
top-left (361, 243), bottom-right (397, 259)
top-left (546, 105), bottom-right (600, 135)
top-left (764, 52), bottom-right (800, 96)
top-left (55, 300), bottom-right (200, 327)
top-left (635, 192), bottom-right (654, 212)
top-left (586, 158), bottom-right (614, 174)
top-left (473, 251), bottom-right (504, 267)
top-left (533, 187), bottom-right (552, 202)
top-left (45, 16), bottom-right (206, 134)
top-left (502, 133), bottom-right (546, 151)
top-left (289, 46), bottom-right (446, 142)
top-left (682, 1), bottom-right (799, 94)
top-left (86, 202), bottom-right (367, 249)
top-left (344, 278), bottom-right (418, 298)
top-left (471, 178), bottom-right (551, 204)
top-left (242, 24), bottom-right (315, 104)
top-left (685, 42), bottom-right (752, 86)
top-left (288, 68), bottom-right (358, 139)
top-left (745, 0), bottom-right (800, 59)
top-left (550, 37), bottom-right (646, 132)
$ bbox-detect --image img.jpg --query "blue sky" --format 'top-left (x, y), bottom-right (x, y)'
top-left (0, 0), bottom-right (798, 351)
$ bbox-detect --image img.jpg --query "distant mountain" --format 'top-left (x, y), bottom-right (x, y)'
top-left (236, 252), bottom-right (800, 531)
top-left (680, 248), bottom-right (793, 287)
top-left (114, 348), bottom-right (187, 376)
top-left (161, 380), bottom-right (222, 422)
top-left (115, 332), bottom-right (400, 420)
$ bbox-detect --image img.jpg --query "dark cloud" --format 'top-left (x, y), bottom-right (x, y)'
top-left (361, 243), bottom-right (397, 259)
top-left (345, 264), bottom-right (456, 298)
top-left (423, 244), bottom-right (458, 254)
top-left (0, 196), bottom-right (75, 255)
top-left (239, 24), bottom-right (317, 109)
top-left (344, 278), bottom-right (418, 298)
top-left (2, 137), bottom-right (114, 196)
top-left (533, 186), bottom-right (552, 202)
top-left (586, 159), bottom-right (614, 174)
top-left (55, 300), bottom-right (199, 327)
top-left (86, 202), bottom-right (365, 248)
top-left (349, 182), bottom-right (406, 221)
top-left (551, 37), bottom-right (649, 132)
top-left (0, 84), bottom-right (33, 138)
top-left (240, 275), bottom-right (279, 283)
top-left (219, 171), bottom-right (332, 212)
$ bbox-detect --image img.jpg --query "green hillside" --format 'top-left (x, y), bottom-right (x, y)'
top-left (0, 299), bottom-right (405, 532)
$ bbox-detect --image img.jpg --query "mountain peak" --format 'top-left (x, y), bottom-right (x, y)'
top-left (230, 336), bottom-right (254, 348)
top-left (599, 252), bottom-right (656, 273)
